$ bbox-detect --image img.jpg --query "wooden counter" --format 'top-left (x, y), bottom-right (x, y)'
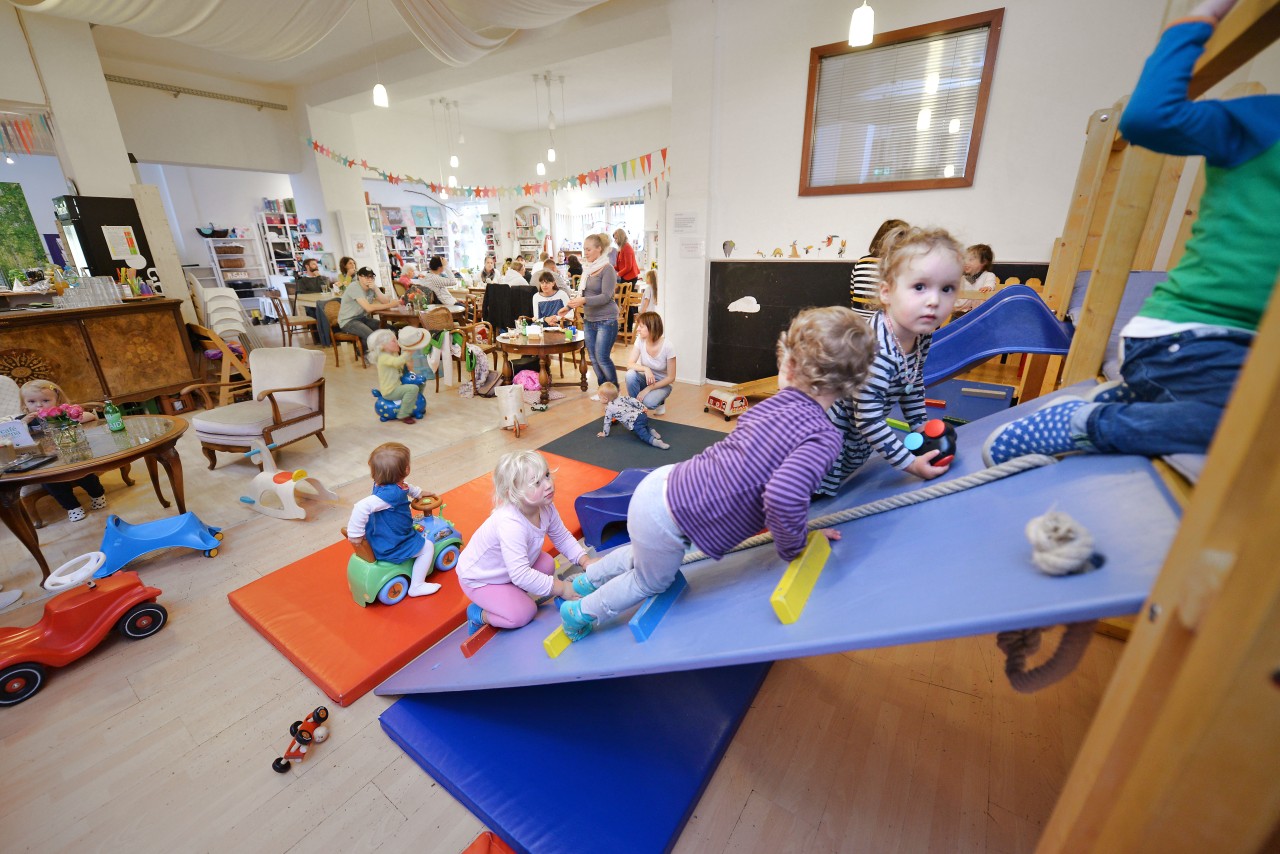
top-left (0, 298), bottom-right (198, 404)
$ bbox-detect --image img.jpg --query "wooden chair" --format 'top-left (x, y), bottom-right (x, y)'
top-left (188, 322), bottom-right (251, 405)
top-left (614, 280), bottom-right (637, 344)
top-left (322, 300), bottom-right (366, 369)
top-left (268, 294), bottom-right (318, 348)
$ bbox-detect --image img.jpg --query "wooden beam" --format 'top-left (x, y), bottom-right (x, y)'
top-left (1039, 273), bottom-right (1280, 851)
top-left (1188, 0), bottom-right (1280, 98)
top-left (1133, 155), bottom-right (1186, 270)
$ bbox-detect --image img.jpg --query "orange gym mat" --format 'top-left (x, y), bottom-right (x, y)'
top-left (227, 452), bottom-right (619, 706)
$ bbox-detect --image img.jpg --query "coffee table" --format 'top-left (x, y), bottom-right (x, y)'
top-left (0, 415), bottom-right (189, 580)
top-left (496, 330), bottom-right (587, 404)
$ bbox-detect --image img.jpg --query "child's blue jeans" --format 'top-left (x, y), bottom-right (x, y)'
top-left (1077, 327), bottom-right (1253, 456)
top-left (630, 412), bottom-right (659, 446)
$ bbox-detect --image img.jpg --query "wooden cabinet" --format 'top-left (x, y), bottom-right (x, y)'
top-left (0, 299), bottom-right (198, 404)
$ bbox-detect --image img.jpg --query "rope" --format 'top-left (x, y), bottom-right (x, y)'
top-left (1024, 509), bottom-right (1104, 576)
top-left (679, 454), bottom-right (1058, 566)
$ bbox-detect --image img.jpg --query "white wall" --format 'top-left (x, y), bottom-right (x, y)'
top-left (4, 154), bottom-right (70, 238)
top-left (0, 6), bottom-right (43, 105)
top-left (350, 108), bottom-right (518, 192)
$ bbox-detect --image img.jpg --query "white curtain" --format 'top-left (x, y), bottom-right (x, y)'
top-left (10, 0), bottom-right (608, 66)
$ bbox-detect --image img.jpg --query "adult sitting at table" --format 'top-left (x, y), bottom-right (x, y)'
top-left (565, 253), bottom-right (583, 279)
top-left (624, 311), bottom-right (676, 415)
top-left (541, 258), bottom-right (569, 291)
top-left (338, 267), bottom-right (395, 357)
top-left (498, 259), bottom-right (529, 287)
top-left (410, 256), bottom-right (464, 315)
top-left (480, 255), bottom-right (498, 283)
top-left (532, 271), bottom-right (573, 326)
top-left (337, 256), bottom-right (357, 292)
top-left (294, 257), bottom-right (332, 295)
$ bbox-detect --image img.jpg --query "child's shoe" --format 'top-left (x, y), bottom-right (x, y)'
top-left (67, 506), bottom-right (86, 523)
top-left (402, 417), bottom-right (417, 425)
top-left (466, 603), bottom-right (485, 635)
top-left (90, 495), bottom-right (108, 511)
top-left (571, 574), bottom-right (598, 596)
top-left (560, 599), bottom-right (597, 641)
top-left (982, 397), bottom-right (1089, 466)
top-left (1085, 379), bottom-right (1140, 404)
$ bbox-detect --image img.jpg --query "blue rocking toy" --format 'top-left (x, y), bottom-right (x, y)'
top-left (372, 371), bottom-right (427, 421)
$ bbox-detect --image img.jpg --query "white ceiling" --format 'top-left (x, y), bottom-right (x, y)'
top-left (89, 0), bottom-right (672, 133)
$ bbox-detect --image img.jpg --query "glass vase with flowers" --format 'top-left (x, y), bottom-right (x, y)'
top-left (39, 403), bottom-right (92, 462)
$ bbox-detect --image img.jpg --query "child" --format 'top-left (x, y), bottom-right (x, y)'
top-left (984, 0), bottom-right (1280, 465)
top-left (953, 244), bottom-right (997, 313)
top-left (20, 379), bottom-right (105, 522)
top-left (346, 443), bottom-right (441, 598)
top-left (597, 382), bottom-right (669, 450)
top-left (561, 306), bottom-right (875, 641)
top-left (457, 450), bottom-right (594, 632)
top-left (815, 226), bottom-right (962, 496)
top-left (638, 269), bottom-right (658, 315)
top-left (532, 271), bottom-right (572, 326)
top-left (368, 329), bottom-right (421, 424)
top-left (397, 326), bottom-right (439, 379)
top-left (850, 218), bottom-right (908, 321)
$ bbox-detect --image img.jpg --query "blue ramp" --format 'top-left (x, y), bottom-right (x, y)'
top-left (923, 285), bottom-right (1073, 385)
top-left (377, 385), bottom-right (1180, 697)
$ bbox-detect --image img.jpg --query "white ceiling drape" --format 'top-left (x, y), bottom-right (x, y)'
top-left (9, 0), bottom-right (608, 66)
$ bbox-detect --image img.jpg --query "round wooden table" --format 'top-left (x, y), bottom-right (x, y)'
top-left (0, 415), bottom-right (188, 580)
top-left (497, 330), bottom-right (587, 404)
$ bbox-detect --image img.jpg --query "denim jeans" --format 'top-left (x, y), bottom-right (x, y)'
top-left (340, 316), bottom-right (379, 349)
top-left (585, 317), bottom-right (619, 386)
top-left (626, 369), bottom-right (672, 409)
top-left (630, 412), bottom-right (657, 446)
top-left (580, 466), bottom-right (689, 621)
top-left (1078, 328), bottom-right (1254, 456)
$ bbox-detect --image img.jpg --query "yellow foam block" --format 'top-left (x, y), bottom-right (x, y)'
top-left (770, 531), bottom-right (831, 624)
top-left (543, 626), bottom-right (572, 658)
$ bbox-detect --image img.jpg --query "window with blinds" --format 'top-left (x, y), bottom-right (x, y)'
top-left (800, 9), bottom-right (1004, 196)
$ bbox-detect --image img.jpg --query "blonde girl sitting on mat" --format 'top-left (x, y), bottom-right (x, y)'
top-left (346, 442), bottom-right (442, 598)
top-left (458, 450), bottom-right (596, 633)
top-left (20, 379), bottom-right (106, 523)
top-left (815, 225), bottom-right (962, 497)
top-left (561, 306), bottom-right (875, 642)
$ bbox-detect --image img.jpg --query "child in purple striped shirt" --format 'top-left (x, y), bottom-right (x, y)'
top-left (560, 306), bottom-right (876, 642)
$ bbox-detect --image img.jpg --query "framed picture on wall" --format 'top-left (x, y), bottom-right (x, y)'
top-left (410, 206), bottom-right (433, 228)
top-left (382, 207), bottom-right (406, 228)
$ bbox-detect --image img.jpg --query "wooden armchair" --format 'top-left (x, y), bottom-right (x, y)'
top-left (322, 300), bottom-right (366, 368)
top-left (182, 347), bottom-right (328, 469)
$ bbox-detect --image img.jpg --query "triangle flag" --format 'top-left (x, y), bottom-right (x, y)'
top-left (661, 147), bottom-right (668, 166)
top-left (630, 158), bottom-right (638, 177)
top-left (612, 164), bottom-right (618, 181)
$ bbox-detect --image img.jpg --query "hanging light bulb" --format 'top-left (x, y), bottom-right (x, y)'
top-left (548, 111), bottom-right (556, 131)
top-left (3, 154), bottom-right (13, 165)
top-left (536, 162), bottom-right (546, 176)
top-left (547, 147), bottom-right (557, 163)
top-left (440, 188), bottom-right (449, 200)
top-left (848, 1), bottom-right (874, 47)
top-left (372, 83), bottom-right (389, 108)
top-left (448, 175), bottom-right (458, 188)
top-left (366, 1), bottom-right (389, 107)
top-left (450, 154), bottom-right (459, 168)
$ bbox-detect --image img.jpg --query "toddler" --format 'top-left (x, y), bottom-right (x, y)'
top-left (561, 306), bottom-right (875, 641)
top-left (458, 451), bottom-right (594, 632)
top-left (532, 271), bottom-right (572, 326)
top-left (638, 269), bottom-right (658, 315)
top-left (984, 0), bottom-right (1280, 465)
top-left (346, 443), bottom-right (442, 598)
top-left (597, 382), bottom-right (669, 450)
top-left (816, 226), bottom-right (962, 496)
top-left (953, 244), bottom-right (997, 313)
top-left (20, 380), bottom-right (105, 523)
top-left (368, 329), bottom-right (422, 424)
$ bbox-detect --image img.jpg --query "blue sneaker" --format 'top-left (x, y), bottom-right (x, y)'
top-left (1085, 380), bottom-right (1139, 404)
top-left (560, 599), bottom-right (597, 642)
top-left (571, 574), bottom-right (597, 596)
top-left (466, 603), bottom-right (485, 635)
top-left (983, 397), bottom-right (1090, 466)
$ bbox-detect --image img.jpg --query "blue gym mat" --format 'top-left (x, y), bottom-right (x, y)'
top-left (377, 384), bottom-right (1180, 696)
top-left (380, 663), bottom-right (770, 854)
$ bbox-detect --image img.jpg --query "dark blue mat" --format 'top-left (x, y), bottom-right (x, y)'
top-left (539, 419), bottom-right (724, 471)
top-left (380, 662), bottom-right (770, 854)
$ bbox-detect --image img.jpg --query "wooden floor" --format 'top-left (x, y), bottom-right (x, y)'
top-left (0, 344), bottom-right (1121, 852)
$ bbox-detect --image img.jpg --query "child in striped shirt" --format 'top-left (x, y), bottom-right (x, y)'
top-left (816, 225), bottom-right (962, 497)
top-left (560, 306), bottom-right (876, 642)
top-left (597, 382), bottom-right (669, 450)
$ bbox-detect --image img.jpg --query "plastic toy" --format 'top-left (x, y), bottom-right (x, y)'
top-left (1, 569), bottom-right (167, 705)
top-left (272, 705), bottom-right (330, 772)
top-left (771, 248), bottom-right (783, 258)
top-left (903, 419), bottom-right (958, 467)
top-left (770, 531), bottom-right (831, 624)
top-left (42, 513), bottom-right (223, 585)
top-left (372, 371), bottom-right (427, 422)
top-left (704, 388), bottom-right (748, 422)
top-left (543, 625), bottom-right (572, 659)
top-left (345, 494), bottom-right (463, 607)
top-left (575, 467), bottom-right (653, 550)
top-left (238, 440), bottom-right (338, 521)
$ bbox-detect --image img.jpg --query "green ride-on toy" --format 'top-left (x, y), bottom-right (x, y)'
top-left (345, 494), bottom-right (462, 607)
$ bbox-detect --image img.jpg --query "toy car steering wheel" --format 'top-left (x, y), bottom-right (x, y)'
top-left (43, 551), bottom-right (107, 592)
top-left (412, 493), bottom-right (443, 515)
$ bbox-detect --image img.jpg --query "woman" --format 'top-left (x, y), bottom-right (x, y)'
top-left (568, 232), bottom-right (619, 395)
top-left (337, 256), bottom-right (357, 292)
top-left (613, 228), bottom-right (640, 284)
top-left (624, 311), bottom-right (676, 414)
top-left (480, 255), bottom-right (497, 283)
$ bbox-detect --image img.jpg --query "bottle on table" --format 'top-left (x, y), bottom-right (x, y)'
top-left (104, 400), bottom-right (125, 432)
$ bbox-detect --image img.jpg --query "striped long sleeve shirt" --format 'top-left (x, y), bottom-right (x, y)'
top-left (817, 312), bottom-right (931, 495)
top-left (667, 387), bottom-right (840, 562)
top-left (850, 257), bottom-right (881, 321)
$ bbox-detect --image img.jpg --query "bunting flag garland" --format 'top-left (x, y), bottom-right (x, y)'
top-left (304, 135), bottom-right (670, 200)
top-left (0, 111), bottom-right (56, 158)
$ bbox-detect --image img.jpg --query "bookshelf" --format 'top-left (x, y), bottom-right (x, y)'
top-left (366, 204), bottom-right (393, 289)
top-left (382, 204), bottom-right (450, 272)
top-left (514, 205), bottom-right (545, 264)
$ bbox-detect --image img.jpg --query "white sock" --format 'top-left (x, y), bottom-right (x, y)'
top-left (408, 582), bottom-right (441, 597)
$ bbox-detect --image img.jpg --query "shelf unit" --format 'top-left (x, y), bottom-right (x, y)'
top-left (258, 209), bottom-right (302, 276)
top-left (366, 204), bottom-right (393, 290)
top-left (204, 235), bottom-right (277, 321)
top-left (382, 204), bottom-right (450, 272)
top-left (514, 205), bottom-right (545, 264)
top-left (482, 213), bottom-right (499, 261)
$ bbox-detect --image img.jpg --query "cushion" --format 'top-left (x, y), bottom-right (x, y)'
top-left (249, 347), bottom-right (324, 410)
top-left (192, 400), bottom-right (313, 438)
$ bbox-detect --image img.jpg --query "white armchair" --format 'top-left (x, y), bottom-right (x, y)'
top-left (183, 347), bottom-right (328, 469)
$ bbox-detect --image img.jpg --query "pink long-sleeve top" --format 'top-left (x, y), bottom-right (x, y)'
top-left (456, 503), bottom-right (588, 597)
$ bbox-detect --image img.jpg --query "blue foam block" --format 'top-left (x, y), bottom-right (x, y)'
top-left (377, 384), bottom-right (1179, 697)
top-left (630, 570), bottom-right (688, 642)
top-left (380, 663), bottom-right (770, 854)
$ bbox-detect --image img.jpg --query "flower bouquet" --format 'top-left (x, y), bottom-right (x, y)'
top-left (39, 404), bottom-right (91, 461)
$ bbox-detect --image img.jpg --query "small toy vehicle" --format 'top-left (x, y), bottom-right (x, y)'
top-left (346, 495), bottom-right (463, 607)
top-left (272, 706), bottom-right (330, 773)
top-left (0, 568), bottom-right (167, 706)
top-left (704, 389), bottom-right (748, 422)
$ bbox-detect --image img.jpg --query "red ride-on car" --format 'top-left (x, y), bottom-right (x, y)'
top-left (0, 570), bottom-right (168, 706)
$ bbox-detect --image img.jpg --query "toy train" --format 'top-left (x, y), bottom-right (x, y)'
top-left (704, 389), bottom-right (748, 421)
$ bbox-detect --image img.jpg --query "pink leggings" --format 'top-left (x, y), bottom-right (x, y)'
top-left (464, 552), bottom-right (555, 629)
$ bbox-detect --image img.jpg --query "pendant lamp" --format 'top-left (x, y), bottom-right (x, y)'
top-left (849, 1), bottom-right (874, 47)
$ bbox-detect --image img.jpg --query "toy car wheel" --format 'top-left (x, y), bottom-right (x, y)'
top-left (117, 602), bottom-right (168, 640)
top-left (204, 548), bottom-right (219, 558)
top-left (295, 727), bottom-right (314, 745)
top-left (377, 575), bottom-right (410, 606)
top-left (724, 415), bottom-right (731, 422)
top-left (290, 720), bottom-right (303, 737)
top-left (434, 544), bottom-right (461, 573)
top-left (703, 406), bottom-right (709, 412)
top-left (0, 662), bottom-right (46, 706)
top-left (272, 757), bottom-right (291, 774)
top-left (313, 706), bottom-right (329, 723)
top-left (213, 531), bottom-right (225, 541)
